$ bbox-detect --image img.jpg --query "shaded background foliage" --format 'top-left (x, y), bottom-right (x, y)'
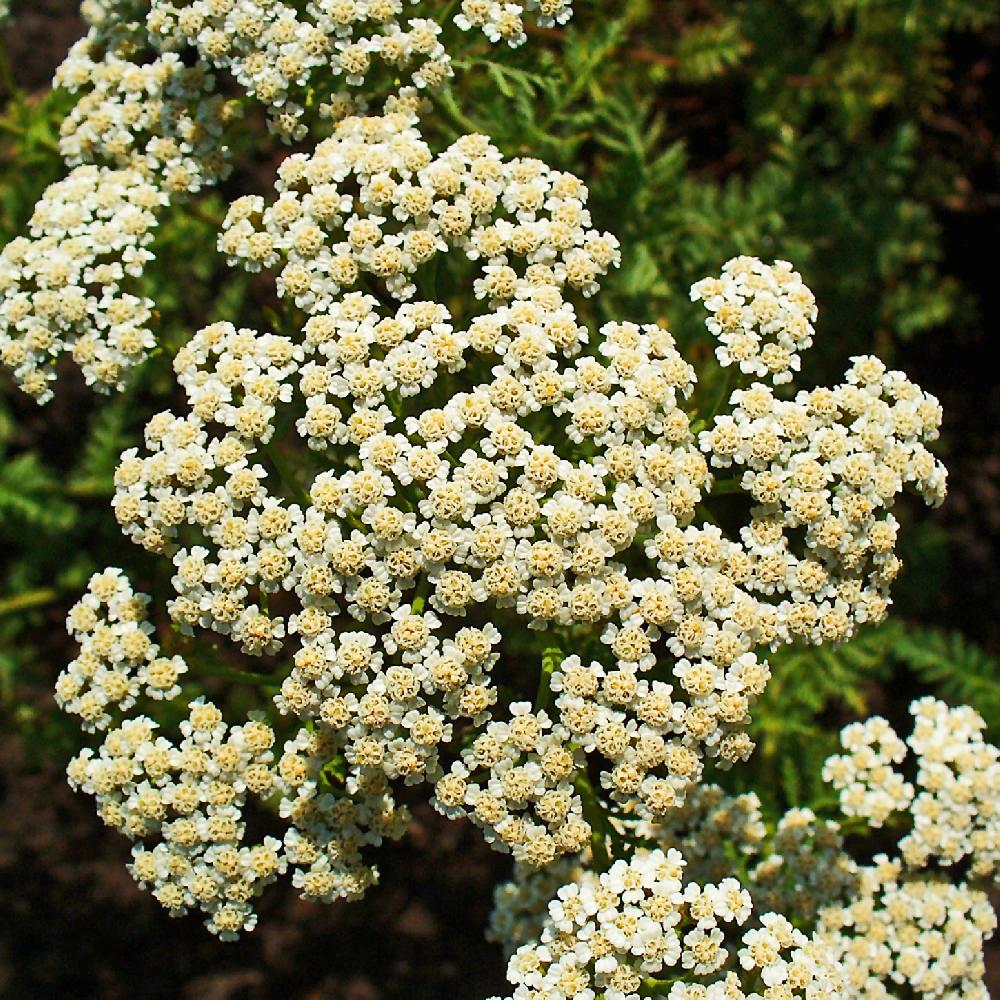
top-left (1, 0), bottom-right (998, 996)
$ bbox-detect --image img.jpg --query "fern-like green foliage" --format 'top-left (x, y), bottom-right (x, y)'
top-left (737, 620), bottom-right (1000, 816)
top-left (0, 450), bottom-right (75, 534)
top-left (737, 624), bottom-right (897, 813)
top-left (434, 0), bottom-right (994, 364)
top-left (893, 629), bottom-right (1000, 738)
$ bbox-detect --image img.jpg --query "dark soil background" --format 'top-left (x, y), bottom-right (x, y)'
top-left (1, 4), bottom-right (998, 999)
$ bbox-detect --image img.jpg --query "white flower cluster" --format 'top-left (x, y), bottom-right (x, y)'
top-left (0, 165), bottom-right (164, 402)
top-left (489, 785), bottom-right (857, 962)
top-left (644, 787), bottom-right (856, 921)
top-left (275, 723), bottom-right (410, 905)
top-left (144, 0), bottom-right (576, 141)
top-left (55, 568), bottom-right (188, 730)
top-left (56, 27), bottom-right (232, 193)
top-left (817, 857), bottom-right (996, 1000)
top-left (219, 108), bottom-right (621, 303)
top-left (490, 715), bottom-right (1000, 999)
top-left (747, 809), bottom-right (856, 920)
top-left (491, 847), bottom-right (844, 1000)
top-left (2, 1), bottom-right (575, 402)
top-left (643, 784), bottom-right (768, 884)
top-left (67, 699), bottom-right (284, 939)
top-left (146, 0), bottom-right (453, 141)
top-left (812, 703), bottom-right (1000, 999)
top-left (1, 2), bottom-right (233, 401)
top-left (690, 257), bottom-right (816, 386)
top-left (61, 604), bottom-right (410, 937)
top-left (455, 0), bottom-right (574, 48)
top-left (0, 0), bottom-right (10, 25)
top-left (823, 697), bottom-right (1000, 877)
top-left (103, 107), bottom-right (946, 865)
top-left (699, 354), bottom-right (946, 647)
top-left (821, 715), bottom-right (914, 826)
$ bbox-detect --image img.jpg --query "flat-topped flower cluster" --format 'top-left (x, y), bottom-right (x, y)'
top-left (63, 573), bottom-right (410, 938)
top-left (0, 165), bottom-right (165, 400)
top-left (102, 109), bottom-right (946, 867)
top-left (59, 104), bottom-right (949, 951)
top-left (55, 568), bottom-right (188, 730)
top-left (823, 696), bottom-right (999, 877)
top-left (495, 848), bottom-right (844, 1000)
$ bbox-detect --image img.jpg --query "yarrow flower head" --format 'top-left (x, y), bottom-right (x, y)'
top-left (1, 1), bottom-right (235, 401)
top-left (823, 697), bottom-right (1000, 878)
top-left (56, 568), bottom-right (188, 730)
top-left (489, 712), bottom-right (1000, 999)
top-left (455, 0), bottom-right (574, 48)
top-left (0, 165), bottom-right (165, 401)
top-left (690, 257), bottom-right (816, 386)
top-left (26, 8), bottom-right (972, 990)
top-left (97, 96), bottom-right (946, 879)
top-left (62, 575), bottom-right (409, 937)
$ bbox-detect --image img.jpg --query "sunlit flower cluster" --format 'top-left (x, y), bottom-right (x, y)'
top-left (0, 164), bottom-right (164, 401)
top-left (56, 16), bottom-right (233, 192)
top-left (31, 92), bottom-right (947, 972)
top-left (8, 4), bottom-right (994, 997)
top-left (145, 0), bottom-right (577, 142)
top-left (144, 0), bottom-right (576, 143)
top-left (699, 353), bottom-right (946, 646)
top-left (817, 858), bottom-right (996, 1000)
top-left (488, 705), bottom-right (1000, 998)
top-left (456, 0), bottom-right (574, 48)
top-left (55, 568), bottom-right (188, 730)
top-left (103, 99), bottom-right (945, 867)
top-left (219, 108), bottom-right (621, 303)
top-left (488, 787), bottom-right (857, 962)
top-left (824, 696), bottom-right (1000, 877)
top-left (146, 0), bottom-right (452, 141)
top-left (690, 256), bottom-right (816, 386)
top-left (821, 715), bottom-right (915, 826)
top-left (67, 698), bottom-right (284, 938)
top-left (490, 847), bottom-right (843, 1000)
top-left (1, 1), bottom-right (233, 401)
top-left (62, 602), bottom-right (411, 937)
top-left (2, 0), bottom-right (573, 402)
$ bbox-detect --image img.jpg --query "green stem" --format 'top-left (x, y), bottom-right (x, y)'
top-left (411, 572), bottom-right (430, 614)
top-left (197, 664), bottom-right (281, 689)
top-left (575, 772), bottom-right (612, 871)
top-left (66, 479), bottom-right (114, 500)
top-left (179, 198), bottom-right (225, 230)
top-left (702, 364), bottom-right (737, 424)
top-left (0, 587), bottom-right (60, 617)
top-left (695, 502), bottom-right (720, 528)
top-left (261, 441), bottom-right (311, 508)
top-left (436, 0), bottom-right (462, 27)
top-left (709, 477), bottom-right (742, 495)
top-left (534, 645), bottom-right (564, 712)
top-left (430, 88), bottom-right (485, 137)
top-left (641, 978), bottom-right (678, 997)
